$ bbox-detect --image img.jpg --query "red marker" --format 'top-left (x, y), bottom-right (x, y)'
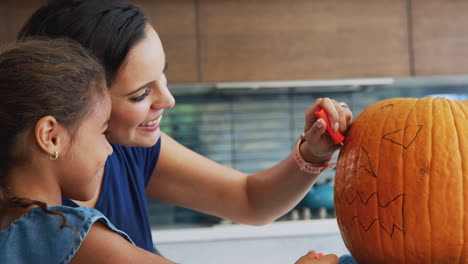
top-left (315, 107), bottom-right (345, 145)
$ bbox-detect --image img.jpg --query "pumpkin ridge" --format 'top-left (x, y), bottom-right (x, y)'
top-left (427, 97), bottom-right (434, 261)
top-left (349, 102), bottom-right (375, 253)
top-left (383, 98), bottom-right (414, 262)
top-left (378, 98), bottom-right (407, 261)
top-left (370, 99), bottom-right (389, 261)
top-left (376, 99), bottom-right (397, 263)
top-left (401, 98), bottom-right (421, 263)
top-left (456, 100), bottom-right (468, 263)
top-left (447, 99), bottom-right (466, 262)
top-left (435, 97), bottom-right (463, 262)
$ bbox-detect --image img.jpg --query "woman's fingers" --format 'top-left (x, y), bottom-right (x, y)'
top-left (338, 101), bottom-right (353, 128)
top-left (318, 98), bottom-right (340, 131)
top-left (304, 98), bottom-right (336, 132)
top-left (311, 118), bottom-right (327, 136)
top-left (304, 98), bottom-right (352, 134)
top-left (333, 100), bottom-right (352, 133)
top-left (301, 98), bottom-right (353, 160)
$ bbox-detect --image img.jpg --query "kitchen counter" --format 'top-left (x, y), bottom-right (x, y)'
top-left (152, 219), bottom-right (349, 264)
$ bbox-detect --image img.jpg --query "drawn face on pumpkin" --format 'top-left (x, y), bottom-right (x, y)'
top-left (334, 97), bottom-right (467, 264)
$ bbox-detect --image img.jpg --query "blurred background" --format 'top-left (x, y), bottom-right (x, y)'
top-left (1, 0), bottom-right (467, 263)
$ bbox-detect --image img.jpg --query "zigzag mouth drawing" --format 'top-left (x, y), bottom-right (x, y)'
top-left (337, 191), bottom-right (405, 237)
top-left (338, 216), bottom-right (405, 238)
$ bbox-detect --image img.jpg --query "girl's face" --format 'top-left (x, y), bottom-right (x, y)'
top-left (59, 96), bottom-right (113, 201)
top-left (106, 25), bottom-right (175, 147)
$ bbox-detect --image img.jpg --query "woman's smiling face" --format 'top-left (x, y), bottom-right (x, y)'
top-left (106, 24), bottom-right (175, 147)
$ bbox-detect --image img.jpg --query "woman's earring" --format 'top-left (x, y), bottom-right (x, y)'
top-left (49, 151), bottom-right (59, 160)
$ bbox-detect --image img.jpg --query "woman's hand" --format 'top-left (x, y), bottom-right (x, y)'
top-left (295, 250), bottom-right (339, 264)
top-left (300, 97), bottom-right (353, 164)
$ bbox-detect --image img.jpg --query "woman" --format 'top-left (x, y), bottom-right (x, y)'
top-left (19, 0), bottom-right (353, 260)
top-left (0, 36), bottom-right (338, 264)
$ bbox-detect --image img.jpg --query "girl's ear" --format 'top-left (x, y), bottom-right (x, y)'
top-left (34, 116), bottom-right (64, 158)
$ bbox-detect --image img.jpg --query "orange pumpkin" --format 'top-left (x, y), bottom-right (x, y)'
top-left (334, 97), bottom-right (467, 264)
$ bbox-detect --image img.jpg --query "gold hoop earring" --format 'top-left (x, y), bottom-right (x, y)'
top-left (49, 151), bottom-right (59, 160)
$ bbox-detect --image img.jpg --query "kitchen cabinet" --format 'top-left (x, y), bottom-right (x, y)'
top-left (197, 0), bottom-right (410, 82)
top-left (411, 0), bottom-right (468, 76)
top-left (0, 5), bottom-right (6, 46)
top-left (2, 1), bottom-right (468, 83)
top-left (148, 0), bottom-right (468, 83)
top-left (0, 0), bottom-right (46, 46)
top-left (135, 0), bottom-right (199, 83)
top-left (136, 0), bottom-right (412, 83)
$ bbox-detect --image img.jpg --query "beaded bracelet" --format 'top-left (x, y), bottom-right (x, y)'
top-left (293, 134), bottom-right (336, 175)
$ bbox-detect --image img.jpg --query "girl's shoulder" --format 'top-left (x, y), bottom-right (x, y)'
top-left (45, 206), bottom-right (134, 244)
top-left (0, 206), bottom-right (133, 264)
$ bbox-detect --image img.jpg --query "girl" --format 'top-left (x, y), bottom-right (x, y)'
top-left (0, 38), bottom-right (125, 263)
top-left (19, 0), bottom-right (353, 261)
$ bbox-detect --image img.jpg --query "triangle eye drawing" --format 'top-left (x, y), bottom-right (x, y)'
top-left (382, 125), bottom-right (423, 149)
top-left (353, 147), bottom-right (377, 179)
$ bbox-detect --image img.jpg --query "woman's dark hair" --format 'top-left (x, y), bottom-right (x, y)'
top-left (18, 0), bottom-right (148, 87)
top-left (0, 38), bottom-right (107, 234)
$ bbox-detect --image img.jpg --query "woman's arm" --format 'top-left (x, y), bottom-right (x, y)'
top-left (70, 222), bottom-right (176, 264)
top-left (146, 98), bottom-right (352, 225)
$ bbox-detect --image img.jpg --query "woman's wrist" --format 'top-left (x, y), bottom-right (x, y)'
top-left (293, 134), bottom-right (336, 175)
top-left (298, 134), bottom-right (333, 164)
